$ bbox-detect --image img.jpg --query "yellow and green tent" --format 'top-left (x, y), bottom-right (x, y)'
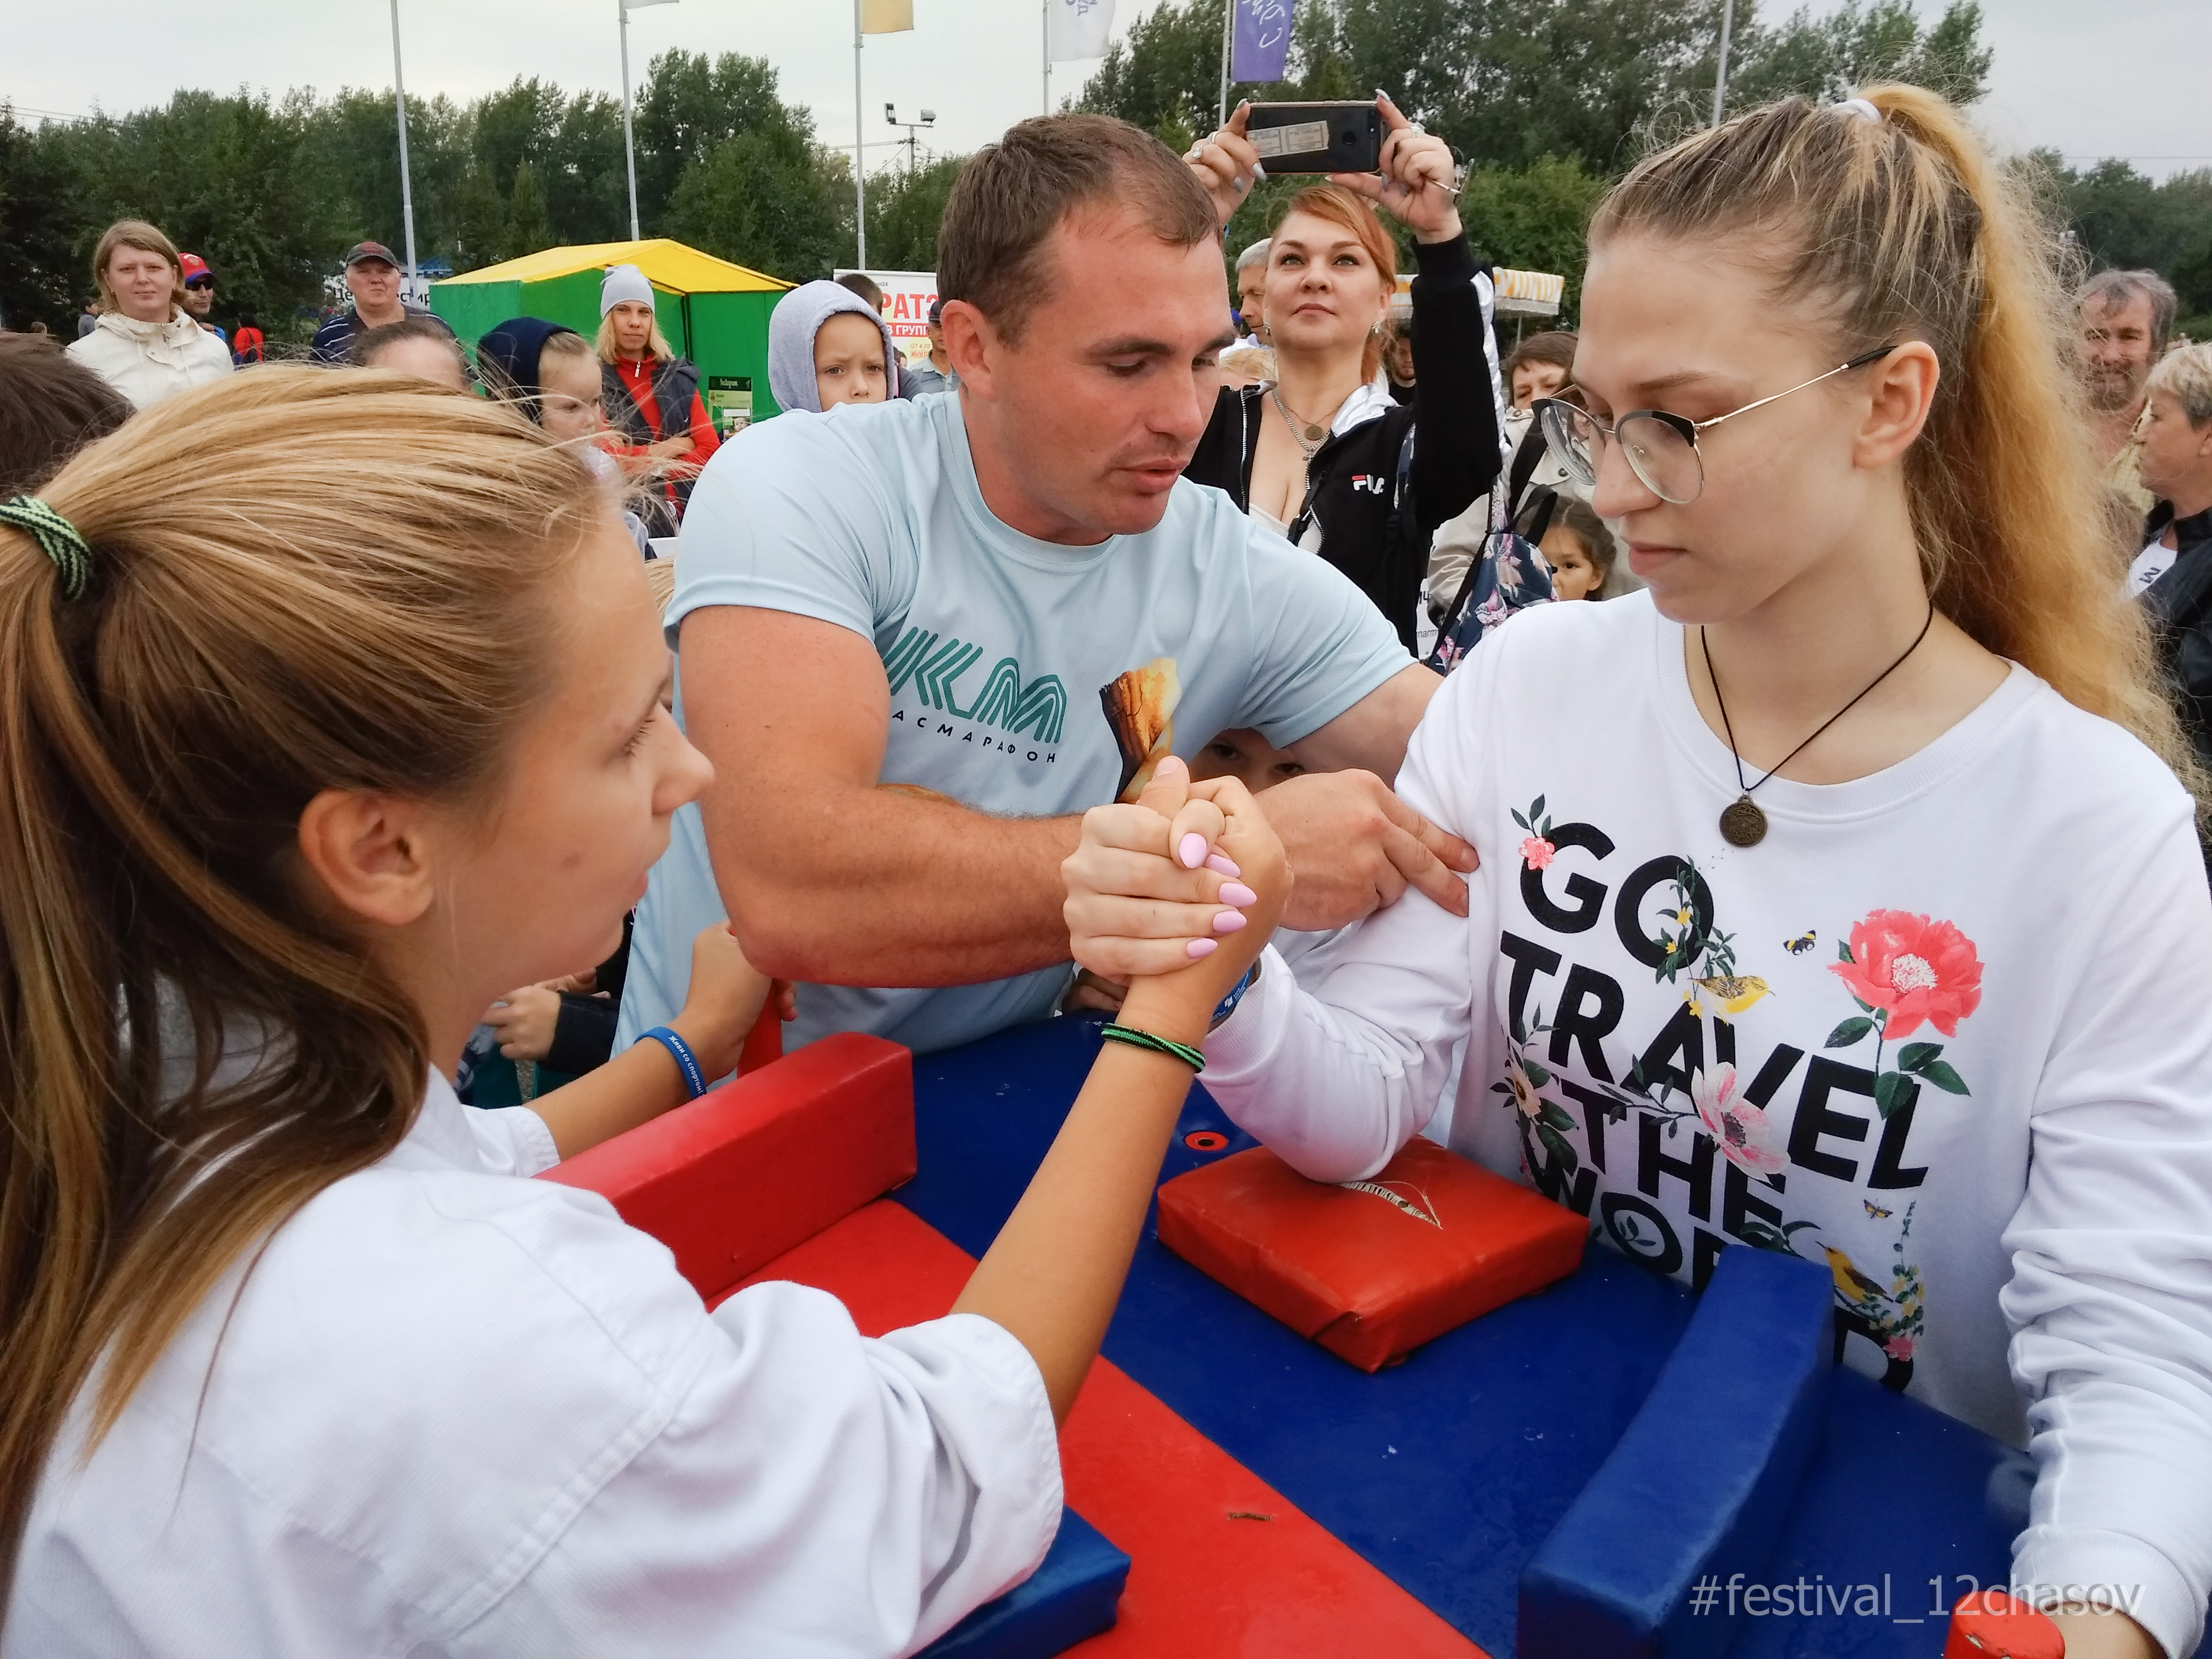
top-left (430, 239), bottom-right (795, 427)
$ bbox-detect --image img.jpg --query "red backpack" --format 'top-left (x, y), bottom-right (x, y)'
top-left (232, 325), bottom-right (266, 365)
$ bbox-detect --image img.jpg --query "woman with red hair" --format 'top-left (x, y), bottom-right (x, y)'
top-left (1182, 99), bottom-right (1527, 652)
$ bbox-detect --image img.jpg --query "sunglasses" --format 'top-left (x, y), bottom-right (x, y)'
top-left (185, 278), bottom-right (215, 291)
top-left (1535, 346), bottom-right (1896, 506)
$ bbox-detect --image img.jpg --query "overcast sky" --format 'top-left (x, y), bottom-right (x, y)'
top-left (7, 0), bottom-right (2209, 183)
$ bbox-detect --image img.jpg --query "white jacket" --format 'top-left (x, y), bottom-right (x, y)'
top-left (66, 308), bottom-right (233, 409)
top-left (9, 1073), bottom-right (1061, 1657)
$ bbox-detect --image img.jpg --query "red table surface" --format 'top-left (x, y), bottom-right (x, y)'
top-left (729, 1200), bottom-right (1485, 1658)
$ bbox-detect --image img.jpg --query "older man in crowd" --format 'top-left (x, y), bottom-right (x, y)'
top-left (309, 241), bottom-right (450, 365)
top-left (2131, 343), bottom-right (2212, 774)
top-left (619, 113), bottom-right (1474, 1060)
top-left (2077, 269), bottom-right (2178, 513)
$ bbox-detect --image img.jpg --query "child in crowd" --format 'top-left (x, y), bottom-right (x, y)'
top-left (0, 335), bottom-right (131, 498)
top-left (350, 316), bottom-right (470, 392)
top-left (1189, 727), bottom-right (1307, 794)
top-left (0, 366), bottom-right (1278, 1653)
top-left (478, 316), bottom-right (652, 555)
top-left (1069, 88), bottom-right (2212, 1659)
top-left (1538, 497), bottom-right (1614, 601)
top-left (767, 279), bottom-right (904, 414)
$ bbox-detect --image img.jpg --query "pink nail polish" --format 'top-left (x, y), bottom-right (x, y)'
top-left (1213, 910), bottom-right (1247, 934)
top-left (1179, 832), bottom-right (1208, 869)
top-left (1204, 853), bottom-right (1242, 878)
top-left (1218, 882), bottom-right (1258, 908)
top-left (1185, 937), bottom-right (1218, 959)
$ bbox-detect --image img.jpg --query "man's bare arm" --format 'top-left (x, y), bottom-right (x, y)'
top-left (1266, 661), bottom-right (1479, 929)
top-left (681, 606), bottom-right (1079, 986)
top-left (1284, 660), bottom-right (1441, 778)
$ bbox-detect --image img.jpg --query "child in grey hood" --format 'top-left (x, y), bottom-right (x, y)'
top-left (768, 281), bottom-right (904, 414)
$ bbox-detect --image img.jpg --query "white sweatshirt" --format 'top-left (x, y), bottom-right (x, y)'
top-left (1205, 593), bottom-right (2212, 1659)
top-left (65, 309), bottom-right (233, 410)
top-left (9, 1075), bottom-right (1060, 1657)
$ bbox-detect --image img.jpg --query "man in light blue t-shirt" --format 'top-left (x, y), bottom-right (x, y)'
top-left (619, 114), bottom-right (1474, 1059)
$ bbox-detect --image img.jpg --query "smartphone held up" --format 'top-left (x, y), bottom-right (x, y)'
top-left (1243, 100), bottom-right (1383, 174)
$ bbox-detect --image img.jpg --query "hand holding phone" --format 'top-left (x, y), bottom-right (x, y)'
top-left (1244, 100), bottom-right (1382, 174)
top-left (1328, 94), bottom-right (1464, 246)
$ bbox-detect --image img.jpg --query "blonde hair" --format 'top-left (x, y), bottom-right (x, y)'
top-left (540, 329), bottom-right (598, 371)
top-left (0, 367), bottom-right (601, 1600)
top-left (1594, 85), bottom-right (2202, 801)
top-left (90, 220), bottom-right (183, 318)
top-left (596, 307), bottom-right (674, 364)
top-left (1273, 184), bottom-right (1397, 383)
top-left (2147, 341), bottom-right (2212, 429)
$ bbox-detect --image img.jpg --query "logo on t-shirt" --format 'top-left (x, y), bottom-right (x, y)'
top-left (881, 626), bottom-right (1068, 743)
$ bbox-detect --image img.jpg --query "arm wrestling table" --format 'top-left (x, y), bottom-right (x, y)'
top-left (552, 1011), bottom-right (2161, 1658)
top-left (890, 1013), bottom-right (2044, 1659)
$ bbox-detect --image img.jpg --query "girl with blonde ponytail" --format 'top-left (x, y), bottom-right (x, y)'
top-left (1069, 87), bottom-right (2212, 1659)
top-left (0, 367), bottom-right (1288, 1653)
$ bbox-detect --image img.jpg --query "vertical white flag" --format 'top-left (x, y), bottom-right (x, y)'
top-left (1048, 0), bottom-right (1115, 61)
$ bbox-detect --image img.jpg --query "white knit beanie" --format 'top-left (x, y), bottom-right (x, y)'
top-left (600, 264), bottom-right (656, 316)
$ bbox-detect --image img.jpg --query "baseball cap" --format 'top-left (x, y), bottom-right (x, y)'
top-left (343, 241), bottom-right (400, 269)
top-left (179, 253), bottom-right (213, 285)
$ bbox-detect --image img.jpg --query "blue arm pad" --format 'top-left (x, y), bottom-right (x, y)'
top-left (917, 1508), bottom-right (1131, 1659)
top-left (1517, 1245), bottom-right (1836, 1659)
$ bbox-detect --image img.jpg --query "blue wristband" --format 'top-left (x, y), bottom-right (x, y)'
top-left (1210, 961), bottom-right (1259, 1028)
top-left (637, 1026), bottom-right (708, 1099)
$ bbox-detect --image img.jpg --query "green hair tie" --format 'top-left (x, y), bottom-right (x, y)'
top-left (0, 497), bottom-right (93, 601)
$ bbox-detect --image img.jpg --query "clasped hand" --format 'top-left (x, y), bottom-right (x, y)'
top-left (1063, 757), bottom-right (1287, 1024)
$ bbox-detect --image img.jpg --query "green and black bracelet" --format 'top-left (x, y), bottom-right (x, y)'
top-left (1099, 1023), bottom-right (1206, 1073)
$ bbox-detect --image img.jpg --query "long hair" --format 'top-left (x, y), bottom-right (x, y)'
top-left (595, 309), bottom-right (674, 365)
top-left (0, 367), bottom-right (600, 1603)
top-left (1271, 183), bottom-right (1398, 385)
top-left (1593, 86), bottom-right (2202, 801)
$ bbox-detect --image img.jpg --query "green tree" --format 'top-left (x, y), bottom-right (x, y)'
top-left (865, 154), bottom-right (965, 273)
top-left (663, 131), bottom-right (851, 281)
top-left (0, 108), bottom-right (94, 331)
top-left (503, 160), bottom-right (554, 261)
top-left (1724, 1), bottom-right (1992, 113)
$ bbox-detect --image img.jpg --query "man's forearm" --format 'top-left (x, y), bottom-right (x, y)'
top-left (712, 783), bottom-right (1082, 987)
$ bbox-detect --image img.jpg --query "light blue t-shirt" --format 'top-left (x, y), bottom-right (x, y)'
top-left (618, 392), bottom-right (1411, 1058)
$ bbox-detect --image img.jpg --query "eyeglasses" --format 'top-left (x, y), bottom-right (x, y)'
top-left (185, 278), bottom-right (215, 291)
top-left (1535, 346), bottom-right (1896, 506)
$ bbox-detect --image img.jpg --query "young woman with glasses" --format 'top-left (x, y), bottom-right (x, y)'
top-left (1067, 88), bottom-right (2212, 1659)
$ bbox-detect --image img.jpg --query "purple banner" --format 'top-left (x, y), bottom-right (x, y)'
top-left (1230, 0), bottom-right (1294, 84)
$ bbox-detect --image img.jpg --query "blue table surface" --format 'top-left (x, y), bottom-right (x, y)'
top-left (900, 1015), bottom-right (2049, 1659)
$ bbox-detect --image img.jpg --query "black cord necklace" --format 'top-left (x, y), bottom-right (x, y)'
top-left (1700, 600), bottom-right (1937, 848)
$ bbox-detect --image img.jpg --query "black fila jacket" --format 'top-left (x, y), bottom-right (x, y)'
top-left (1184, 231), bottom-right (1508, 651)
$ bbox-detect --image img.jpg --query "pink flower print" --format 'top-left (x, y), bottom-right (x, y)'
top-left (1830, 910), bottom-right (1984, 1039)
top-left (1691, 1063), bottom-right (1786, 1178)
top-left (1883, 1334), bottom-right (1916, 1362)
top-left (1521, 835), bottom-right (1556, 871)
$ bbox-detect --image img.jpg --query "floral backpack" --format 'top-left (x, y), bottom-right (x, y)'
top-left (1424, 421), bottom-right (1559, 673)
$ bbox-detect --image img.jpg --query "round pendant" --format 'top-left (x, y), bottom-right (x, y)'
top-left (1719, 796), bottom-right (1767, 848)
top-left (1304, 423), bottom-right (1326, 443)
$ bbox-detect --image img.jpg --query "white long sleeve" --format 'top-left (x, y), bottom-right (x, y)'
top-left (1205, 595), bottom-right (2212, 1658)
top-left (10, 1075), bottom-right (1060, 1658)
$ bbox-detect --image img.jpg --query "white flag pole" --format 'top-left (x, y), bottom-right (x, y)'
top-left (1218, 0), bottom-right (1232, 128)
top-left (1711, 0), bottom-right (1735, 127)
top-left (389, 0), bottom-right (418, 290)
top-left (1042, 0), bottom-right (1051, 115)
top-left (853, 0), bottom-right (868, 270)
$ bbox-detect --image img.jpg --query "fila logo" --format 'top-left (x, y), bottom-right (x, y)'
top-left (1351, 474), bottom-right (1388, 496)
